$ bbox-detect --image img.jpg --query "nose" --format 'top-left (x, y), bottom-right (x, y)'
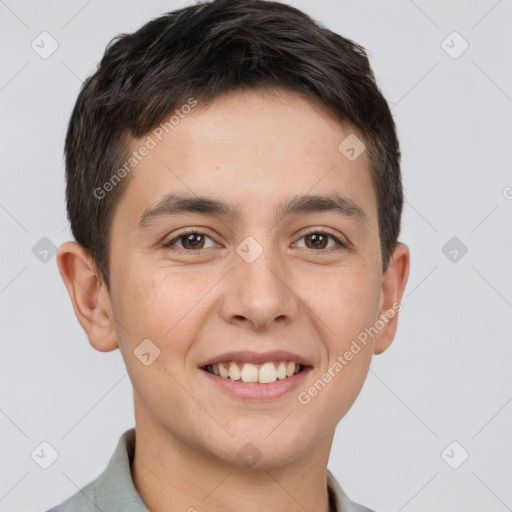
top-left (219, 246), bottom-right (299, 331)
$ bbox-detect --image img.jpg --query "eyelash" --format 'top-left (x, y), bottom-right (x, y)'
top-left (161, 228), bottom-right (348, 253)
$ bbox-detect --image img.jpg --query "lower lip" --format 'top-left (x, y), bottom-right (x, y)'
top-left (200, 366), bottom-right (312, 401)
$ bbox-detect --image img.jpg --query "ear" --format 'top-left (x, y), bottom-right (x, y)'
top-left (56, 241), bottom-right (118, 352)
top-left (373, 242), bottom-right (410, 355)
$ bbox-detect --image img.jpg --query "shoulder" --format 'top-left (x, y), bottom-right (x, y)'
top-left (327, 469), bottom-right (378, 512)
top-left (46, 428), bottom-right (146, 512)
top-left (344, 498), bottom-right (378, 512)
top-left (351, 504), bottom-right (378, 512)
top-left (45, 476), bottom-right (106, 512)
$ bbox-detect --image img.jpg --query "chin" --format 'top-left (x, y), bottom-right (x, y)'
top-left (208, 424), bottom-right (309, 469)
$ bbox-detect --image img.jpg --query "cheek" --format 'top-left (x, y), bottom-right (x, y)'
top-left (297, 273), bottom-right (378, 423)
top-left (310, 269), bottom-right (380, 414)
top-left (111, 269), bottom-right (208, 405)
top-left (111, 264), bottom-right (206, 350)
top-left (304, 268), bottom-right (381, 346)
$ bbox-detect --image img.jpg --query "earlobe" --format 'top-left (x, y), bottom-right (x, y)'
top-left (373, 242), bottom-right (410, 355)
top-left (56, 241), bottom-right (119, 352)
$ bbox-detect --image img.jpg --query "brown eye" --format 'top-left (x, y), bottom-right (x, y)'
top-left (304, 233), bottom-right (329, 249)
top-left (162, 230), bottom-right (216, 251)
top-left (180, 233), bottom-right (206, 250)
top-left (296, 231), bottom-right (344, 251)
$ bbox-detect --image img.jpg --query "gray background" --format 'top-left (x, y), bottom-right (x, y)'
top-left (1, 0), bottom-right (511, 511)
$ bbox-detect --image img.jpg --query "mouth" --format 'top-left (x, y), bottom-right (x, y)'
top-left (202, 360), bottom-right (306, 384)
top-left (198, 350), bottom-right (312, 400)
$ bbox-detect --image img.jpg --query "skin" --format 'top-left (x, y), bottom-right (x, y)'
top-left (57, 88), bottom-right (410, 512)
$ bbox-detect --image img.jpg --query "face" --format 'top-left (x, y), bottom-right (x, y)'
top-left (96, 88), bottom-right (405, 467)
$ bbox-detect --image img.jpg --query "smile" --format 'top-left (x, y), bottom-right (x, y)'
top-left (204, 361), bottom-right (303, 384)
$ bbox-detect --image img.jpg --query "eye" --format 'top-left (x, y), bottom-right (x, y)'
top-left (294, 229), bottom-right (346, 251)
top-left (162, 229), bottom-right (217, 251)
top-left (161, 228), bottom-right (347, 253)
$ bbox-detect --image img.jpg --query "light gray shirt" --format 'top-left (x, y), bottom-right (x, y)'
top-left (47, 428), bottom-right (375, 512)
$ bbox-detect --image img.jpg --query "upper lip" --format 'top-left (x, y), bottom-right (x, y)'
top-left (199, 350), bottom-right (312, 368)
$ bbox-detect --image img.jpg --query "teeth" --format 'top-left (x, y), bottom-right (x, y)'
top-left (218, 362), bottom-right (229, 378)
top-left (228, 361), bottom-right (241, 381)
top-left (276, 361), bottom-right (287, 380)
top-left (207, 361), bottom-right (302, 384)
top-left (240, 363), bottom-right (258, 383)
top-left (259, 362), bottom-right (277, 383)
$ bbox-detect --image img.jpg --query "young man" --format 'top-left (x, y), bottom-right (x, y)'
top-left (51, 1), bottom-right (409, 511)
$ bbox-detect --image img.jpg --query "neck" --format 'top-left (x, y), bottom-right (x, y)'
top-left (131, 413), bottom-right (335, 512)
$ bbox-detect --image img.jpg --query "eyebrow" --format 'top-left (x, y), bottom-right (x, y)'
top-left (136, 192), bottom-right (368, 231)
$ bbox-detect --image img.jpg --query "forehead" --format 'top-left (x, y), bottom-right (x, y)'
top-left (113, 88), bottom-right (377, 231)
